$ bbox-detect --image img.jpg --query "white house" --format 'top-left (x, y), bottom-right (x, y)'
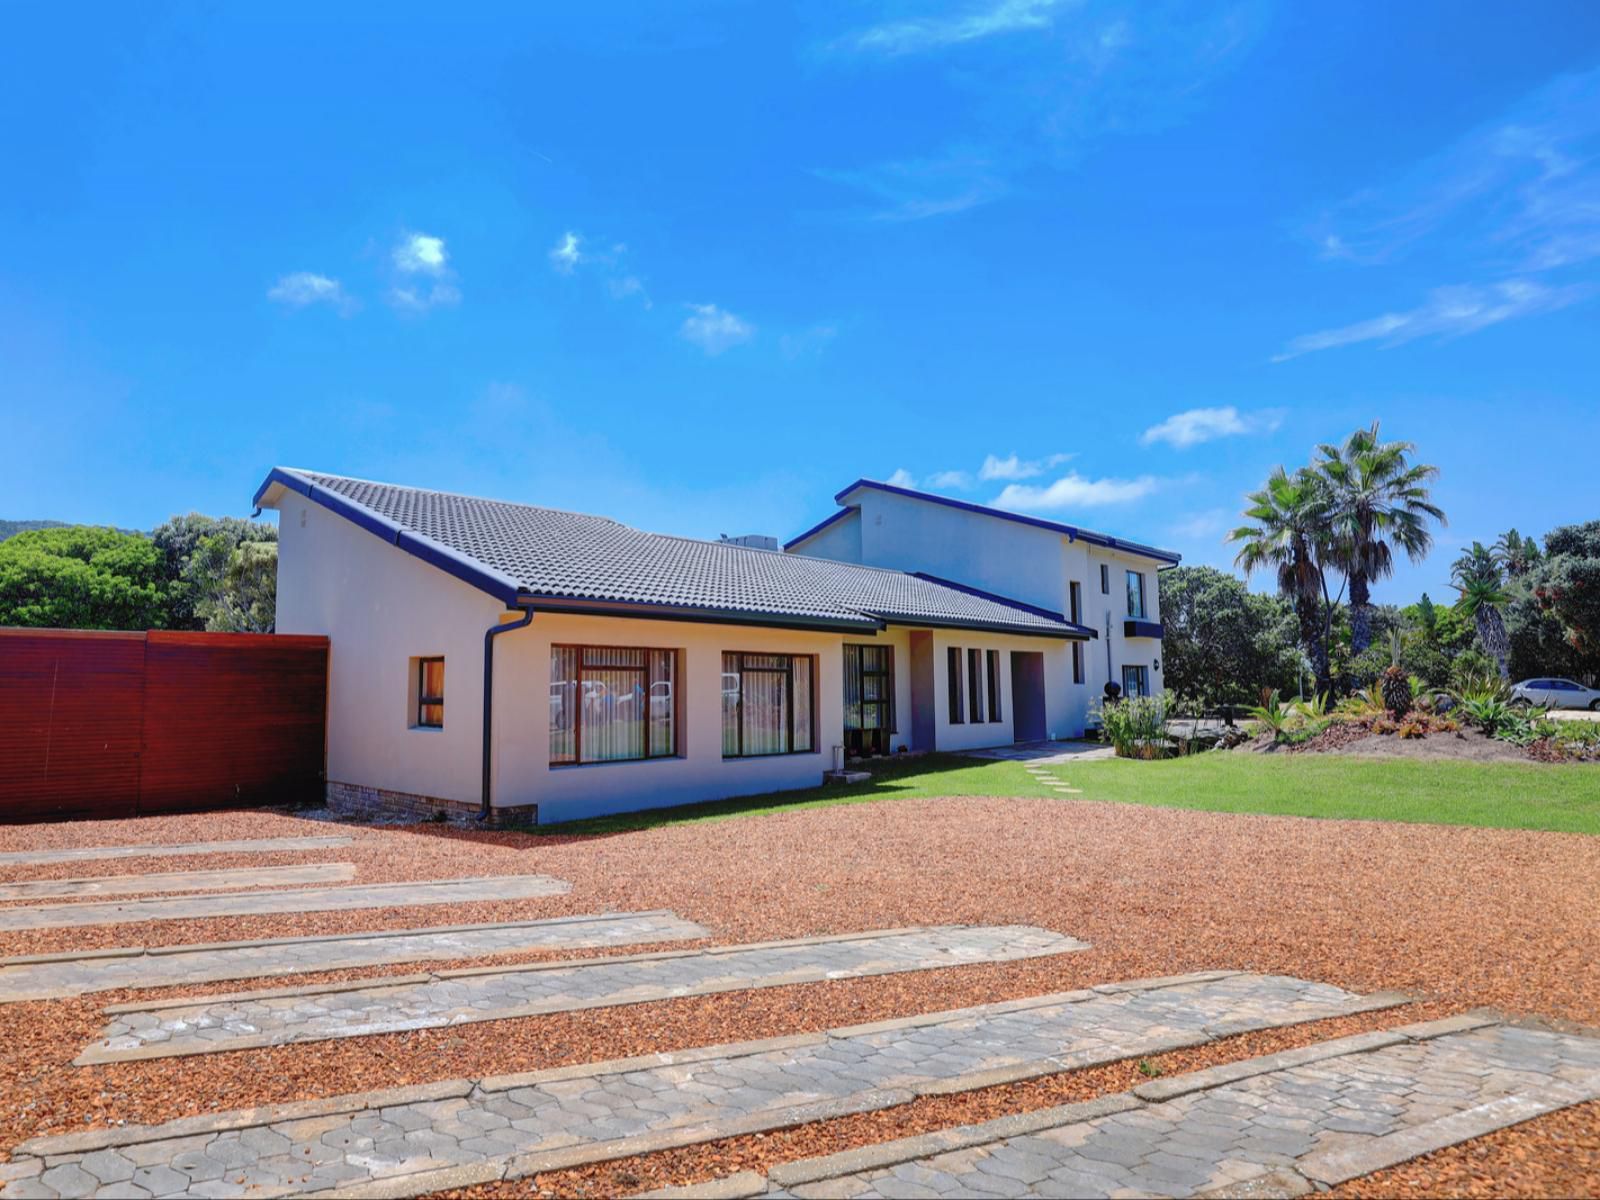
top-left (255, 468), bottom-right (1177, 826)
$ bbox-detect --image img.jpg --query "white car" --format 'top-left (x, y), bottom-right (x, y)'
top-left (1511, 677), bottom-right (1600, 711)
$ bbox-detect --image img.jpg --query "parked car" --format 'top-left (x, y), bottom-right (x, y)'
top-left (1511, 678), bottom-right (1600, 710)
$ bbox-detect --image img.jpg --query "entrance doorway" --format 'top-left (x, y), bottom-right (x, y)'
top-left (1010, 650), bottom-right (1046, 743)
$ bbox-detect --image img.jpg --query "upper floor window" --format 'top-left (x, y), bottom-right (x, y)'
top-left (1069, 580), bottom-right (1082, 624)
top-left (550, 646), bottom-right (678, 765)
top-left (1126, 570), bottom-right (1147, 619)
top-left (722, 652), bottom-right (814, 757)
top-left (415, 657), bottom-right (444, 728)
top-left (1099, 564), bottom-right (1110, 594)
top-left (947, 647), bottom-right (964, 724)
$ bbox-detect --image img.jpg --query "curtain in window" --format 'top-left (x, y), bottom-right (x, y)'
top-left (648, 649), bottom-right (675, 757)
top-left (418, 658), bottom-right (445, 727)
top-left (549, 648), bottom-right (577, 763)
top-left (793, 656), bottom-right (813, 752)
top-left (551, 647), bottom-right (676, 764)
top-left (722, 652), bottom-right (813, 756)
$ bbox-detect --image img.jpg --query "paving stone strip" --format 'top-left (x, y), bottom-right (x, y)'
top-left (0, 876), bottom-right (570, 932)
top-left (681, 1015), bottom-right (1600, 1200)
top-left (0, 972), bottom-right (1407, 1198)
top-left (0, 864), bottom-right (355, 902)
top-left (0, 837), bottom-right (354, 868)
top-left (78, 925), bottom-right (1090, 1064)
top-left (0, 911), bottom-right (708, 1003)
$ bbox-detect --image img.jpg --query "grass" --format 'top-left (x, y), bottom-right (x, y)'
top-left (535, 749), bottom-right (1600, 838)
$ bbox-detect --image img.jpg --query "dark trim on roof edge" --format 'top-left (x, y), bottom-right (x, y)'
top-left (254, 467), bottom-right (525, 606)
top-left (876, 615), bottom-right (1083, 641)
top-left (910, 572), bottom-right (1096, 638)
top-left (831, 479), bottom-right (1181, 564)
top-left (524, 598), bottom-right (883, 634)
top-left (782, 506), bottom-right (859, 552)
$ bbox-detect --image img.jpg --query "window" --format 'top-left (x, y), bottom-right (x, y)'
top-left (947, 647), bottom-right (964, 724)
top-left (986, 650), bottom-right (1002, 723)
top-left (1126, 570), bottom-right (1147, 619)
top-left (1069, 581), bottom-right (1082, 624)
top-left (1072, 641), bottom-right (1084, 684)
top-left (1100, 564), bottom-right (1110, 594)
top-left (1122, 665), bottom-right (1150, 699)
top-left (550, 646), bottom-right (678, 765)
top-left (844, 644), bottom-right (895, 733)
top-left (968, 648), bottom-right (984, 724)
top-left (415, 657), bottom-right (444, 728)
top-left (722, 652), bottom-right (814, 757)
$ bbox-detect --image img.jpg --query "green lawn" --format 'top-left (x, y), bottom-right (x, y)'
top-left (535, 749), bottom-right (1600, 838)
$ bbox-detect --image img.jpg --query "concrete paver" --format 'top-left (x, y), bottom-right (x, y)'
top-left (0, 875), bottom-right (570, 931)
top-left (0, 911), bottom-right (707, 1003)
top-left (80, 925), bottom-right (1089, 1063)
top-left (0, 863), bottom-right (354, 902)
top-left (0, 837), bottom-right (354, 868)
top-left (3, 972), bottom-right (1404, 1198)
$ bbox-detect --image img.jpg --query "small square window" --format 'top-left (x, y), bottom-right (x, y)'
top-left (416, 657), bottom-right (444, 728)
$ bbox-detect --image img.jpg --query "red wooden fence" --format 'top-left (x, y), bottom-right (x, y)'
top-left (0, 629), bottom-right (328, 821)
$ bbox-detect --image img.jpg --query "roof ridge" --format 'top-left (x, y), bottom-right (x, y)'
top-left (280, 467), bottom-right (624, 527)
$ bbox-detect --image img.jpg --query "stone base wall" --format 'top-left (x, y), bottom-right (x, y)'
top-left (326, 781), bottom-right (538, 828)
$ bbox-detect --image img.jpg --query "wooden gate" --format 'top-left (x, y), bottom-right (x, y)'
top-left (0, 629), bottom-right (328, 821)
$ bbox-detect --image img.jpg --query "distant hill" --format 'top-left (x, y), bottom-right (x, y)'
top-left (0, 519), bottom-right (70, 543)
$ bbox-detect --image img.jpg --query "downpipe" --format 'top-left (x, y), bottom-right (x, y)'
top-left (480, 606), bottom-right (535, 821)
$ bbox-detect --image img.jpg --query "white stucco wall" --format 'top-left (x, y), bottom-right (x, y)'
top-left (273, 494), bottom-right (501, 807)
top-left (789, 510), bottom-right (863, 563)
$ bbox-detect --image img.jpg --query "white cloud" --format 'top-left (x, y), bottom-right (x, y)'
top-left (1140, 406), bottom-right (1283, 449)
top-left (680, 303), bottom-right (755, 355)
top-left (393, 232), bottom-right (448, 275)
top-left (840, 0), bottom-right (1068, 56)
top-left (815, 151), bottom-right (1007, 222)
top-left (548, 232), bottom-right (583, 274)
top-left (993, 472), bottom-right (1160, 510)
top-left (388, 282), bottom-right (461, 313)
top-left (267, 272), bottom-right (355, 315)
top-left (925, 469), bottom-right (973, 490)
top-left (1273, 279), bottom-right (1590, 361)
top-left (886, 468), bottom-right (918, 488)
top-left (979, 452), bottom-right (1073, 481)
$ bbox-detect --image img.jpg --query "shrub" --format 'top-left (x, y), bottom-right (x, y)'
top-left (1397, 719), bottom-right (1426, 739)
top-left (1094, 695), bottom-right (1170, 759)
top-left (1246, 689), bottom-right (1290, 736)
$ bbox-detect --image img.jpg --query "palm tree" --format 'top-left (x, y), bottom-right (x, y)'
top-left (1493, 529), bottom-right (1541, 578)
top-left (1230, 467), bottom-right (1335, 695)
top-left (1452, 542), bottom-right (1513, 679)
top-left (1315, 422), bottom-right (1445, 656)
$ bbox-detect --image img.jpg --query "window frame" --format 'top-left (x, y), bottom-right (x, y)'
top-left (947, 646), bottom-right (965, 724)
top-left (415, 656), bottom-right (445, 729)
top-left (721, 651), bottom-right (817, 759)
top-left (1099, 563), bottom-right (1110, 594)
top-left (843, 643), bottom-right (897, 735)
top-left (967, 648), bottom-right (984, 724)
top-left (1126, 570), bottom-right (1147, 620)
top-left (1072, 640), bottom-right (1085, 684)
top-left (1121, 664), bottom-right (1150, 699)
top-left (986, 649), bottom-right (1002, 723)
top-left (549, 644), bottom-right (680, 767)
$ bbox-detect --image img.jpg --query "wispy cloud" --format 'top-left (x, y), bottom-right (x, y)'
top-left (393, 232), bottom-right (448, 276)
top-left (925, 469), bottom-right (974, 490)
top-left (1168, 509), bottom-right (1229, 540)
top-left (387, 232), bottom-right (459, 312)
top-left (680, 303), bottom-right (754, 355)
top-left (994, 472), bottom-right (1161, 510)
top-left (838, 0), bottom-right (1069, 57)
top-left (548, 231), bottom-right (583, 274)
top-left (886, 467), bottom-right (918, 488)
top-left (1273, 279), bottom-right (1590, 361)
top-left (267, 272), bottom-right (356, 315)
top-left (1140, 406), bottom-right (1282, 448)
top-left (979, 452), bottom-right (1073, 481)
top-left (814, 151), bottom-right (1007, 222)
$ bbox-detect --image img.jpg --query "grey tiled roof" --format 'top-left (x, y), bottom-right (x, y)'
top-left (257, 468), bottom-right (1087, 638)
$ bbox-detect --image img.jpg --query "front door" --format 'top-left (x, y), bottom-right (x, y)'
top-left (843, 643), bottom-right (895, 757)
top-left (1010, 651), bottom-right (1046, 743)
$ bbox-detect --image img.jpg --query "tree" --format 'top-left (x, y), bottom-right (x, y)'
top-left (1523, 520), bottom-right (1600, 683)
top-left (151, 513), bottom-right (277, 629)
top-left (1157, 566), bottom-right (1302, 706)
top-left (1451, 542), bottom-right (1513, 679)
top-left (187, 536), bottom-right (277, 633)
top-left (1230, 466), bottom-right (1337, 694)
top-left (1494, 529), bottom-right (1542, 579)
top-left (1315, 422), bottom-right (1444, 656)
top-left (0, 527), bottom-right (170, 630)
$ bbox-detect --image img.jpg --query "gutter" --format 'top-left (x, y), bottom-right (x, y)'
top-left (480, 606), bottom-right (535, 821)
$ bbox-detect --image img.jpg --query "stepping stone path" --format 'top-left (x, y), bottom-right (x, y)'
top-left (0, 911), bottom-right (707, 1003)
top-left (79, 925), bottom-right (1089, 1063)
top-left (0, 863), bottom-right (354, 902)
top-left (714, 1017), bottom-right (1600, 1199)
top-left (0, 836), bottom-right (354, 868)
top-left (1023, 765), bottom-right (1082, 796)
top-left (0, 875), bottom-right (570, 931)
top-left (0, 972), bottom-right (1404, 1198)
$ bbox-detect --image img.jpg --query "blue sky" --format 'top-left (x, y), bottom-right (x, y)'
top-left (4, 1), bottom-right (1598, 604)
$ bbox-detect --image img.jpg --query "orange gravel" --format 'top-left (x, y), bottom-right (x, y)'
top-left (4, 799), bottom-right (1600, 1197)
